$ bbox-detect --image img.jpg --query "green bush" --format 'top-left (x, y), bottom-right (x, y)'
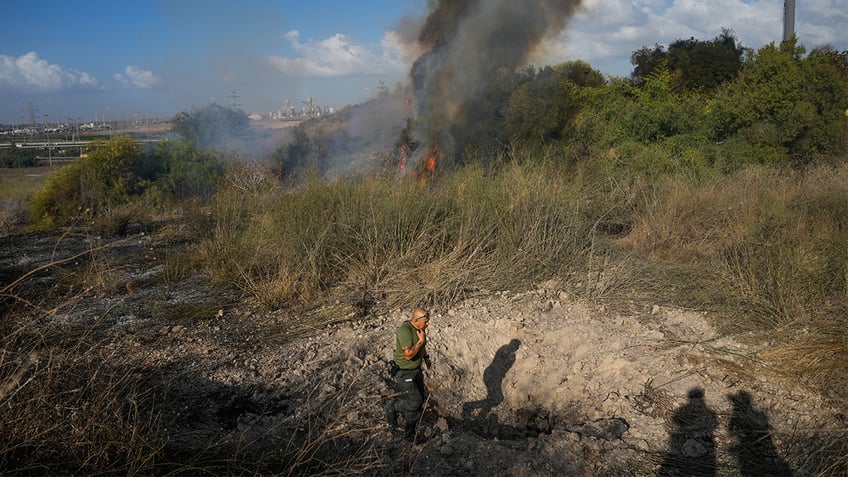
top-left (27, 162), bottom-right (86, 229)
top-left (27, 137), bottom-right (226, 228)
top-left (706, 39), bottom-right (848, 164)
top-left (0, 147), bottom-right (37, 168)
top-left (269, 125), bottom-right (328, 182)
top-left (78, 137), bottom-right (146, 212)
top-left (27, 137), bottom-right (144, 228)
top-left (144, 141), bottom-right (225, 205)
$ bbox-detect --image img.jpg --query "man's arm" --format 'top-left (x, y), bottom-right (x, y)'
top-left (402, 339), bottom-right (424, 361)
top-left (402, 327), bottom-right (426, 361)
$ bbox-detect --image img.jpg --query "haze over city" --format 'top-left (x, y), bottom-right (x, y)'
top-left (1, 0), bottom-right (846, 126)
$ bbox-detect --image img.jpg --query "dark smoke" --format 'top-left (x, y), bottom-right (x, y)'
top-left (282, 0), bottom-right (584, 180)
top-left (409, 0), bottom-right (583, 160)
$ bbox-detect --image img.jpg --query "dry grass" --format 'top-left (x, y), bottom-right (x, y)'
top-left (274, 374), bottom-right (390, 476)
top-left (0, 167), bottom-right (52, 200)
top-left (624, 163), bottom-right (848, 328)
top-left (618, 161), bottom-right (848, 476)
top-left (197, 157), bottom-right (592, 312)
top-left (0, 320), bottom-right (165, 475)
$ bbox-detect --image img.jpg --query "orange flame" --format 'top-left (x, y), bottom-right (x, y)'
top-left (425, 143), bottom-right (438, 173)
top-left (418, 142), bottom-right (440, 186)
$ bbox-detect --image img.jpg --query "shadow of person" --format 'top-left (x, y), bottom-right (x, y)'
top-left (728, 391), bottom-right (793, 477)
top-left (659, 387), bottom-right (718, 477)
top-left (462, 338), bottom-right (520, 423)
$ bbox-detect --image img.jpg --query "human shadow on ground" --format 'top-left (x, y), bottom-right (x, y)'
top-left (659, 387), bottom-right (718, 477)
top-left (727, 390), bottom-right (794, 477)
top-left (461, 338), bottom-right (521, 424)
top-left (446, 338), bottom-right (628, 444)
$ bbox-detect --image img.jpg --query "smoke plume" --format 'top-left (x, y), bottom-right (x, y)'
top-left (409, 0), bottom-right (583, 157)
top-left (296, 0), bottom-right (585, 180)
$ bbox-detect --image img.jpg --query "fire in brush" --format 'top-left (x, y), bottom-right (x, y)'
top-left (416, 142), bottom-right (441, 185)
top-left (398, 0), bottom-right (583, 167)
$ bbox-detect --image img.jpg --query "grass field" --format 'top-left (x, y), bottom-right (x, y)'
top-left (0, 167), bottom-right (53, 200)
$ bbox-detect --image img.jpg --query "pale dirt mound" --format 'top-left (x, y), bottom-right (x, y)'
top-left (399, 290), bottom-right (832, 475)
top-left (2, 228), bottom-right (842, 475)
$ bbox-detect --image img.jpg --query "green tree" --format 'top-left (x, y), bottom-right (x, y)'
top-left (172, 104), bottom-right (250, 149)
top-left (797, 46), bottom-right (848, 156)
top-left (506, 63), bottom-right (598, 147)
top-left (557, 60), bottom-right (606, 88)
top-left (705, 38), bottom-right (840, 163)
top-left (668, 29), bottom-right (745, 90)
top-left (630, 43), bottom-right (667, 85)
top-left (631, 29), bottom-right (745, 90)
top-left (0, 147), bottom-right (37, 167)
top-left (808, 45), bottom-right (848, 78)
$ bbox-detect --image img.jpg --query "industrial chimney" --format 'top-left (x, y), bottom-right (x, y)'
top-left (783, 0), bottom-right (795, 42)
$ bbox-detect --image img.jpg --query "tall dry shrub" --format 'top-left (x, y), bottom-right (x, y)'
top-left (198, 159), bottom-right (592, 310)
top-left (624, 162), bottom-right (848, 400)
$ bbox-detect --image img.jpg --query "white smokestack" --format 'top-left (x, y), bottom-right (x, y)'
top-left (783, 0), bottom-right (795, 43)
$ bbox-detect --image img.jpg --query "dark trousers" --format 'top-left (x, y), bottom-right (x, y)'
top-left (393, 367), bottom-right (427, 427)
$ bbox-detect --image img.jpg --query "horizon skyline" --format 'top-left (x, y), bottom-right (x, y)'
top-left (2, 0), bottom-right (846, 126)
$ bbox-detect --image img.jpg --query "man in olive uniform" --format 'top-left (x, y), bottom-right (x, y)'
top-left (385, 307), bottom-right (432, 441)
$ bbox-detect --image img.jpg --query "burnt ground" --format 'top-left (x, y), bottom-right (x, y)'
top-left (1, 223), bottom-right (845, 476)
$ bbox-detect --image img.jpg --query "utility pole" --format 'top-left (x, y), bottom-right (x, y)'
top-left (228, 89), bottom-right (241, 110)
top-left (22, 102), bottom-right (37, 140)
top-left (43, 113), bottom-right (52, 167)
top-left (68, 116), bottom-right (81, 142)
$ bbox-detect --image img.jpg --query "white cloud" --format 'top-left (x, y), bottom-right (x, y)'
top-left (267, 29), bottom-right (409, 77)
top-left (114, 65), bottom-right (164, 89)
top-left (0, 51), bottom-right (100, 92)
top-left (798, 0), bottom-right (848, 48)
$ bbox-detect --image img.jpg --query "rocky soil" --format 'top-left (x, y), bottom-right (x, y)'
top-left (1, 224), bottom-right (844, 476)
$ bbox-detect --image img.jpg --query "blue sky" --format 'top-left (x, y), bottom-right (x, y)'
top-left (1, 0), bottom-right (846, 125)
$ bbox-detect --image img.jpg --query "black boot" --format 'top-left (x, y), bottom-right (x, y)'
top-left (383, 401), bottom-right (398, 428)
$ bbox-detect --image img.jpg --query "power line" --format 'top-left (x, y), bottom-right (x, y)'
top-left (21, 102), bottom-right (37, 128)
top-left (228, 89), bottom-right (241, 110)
